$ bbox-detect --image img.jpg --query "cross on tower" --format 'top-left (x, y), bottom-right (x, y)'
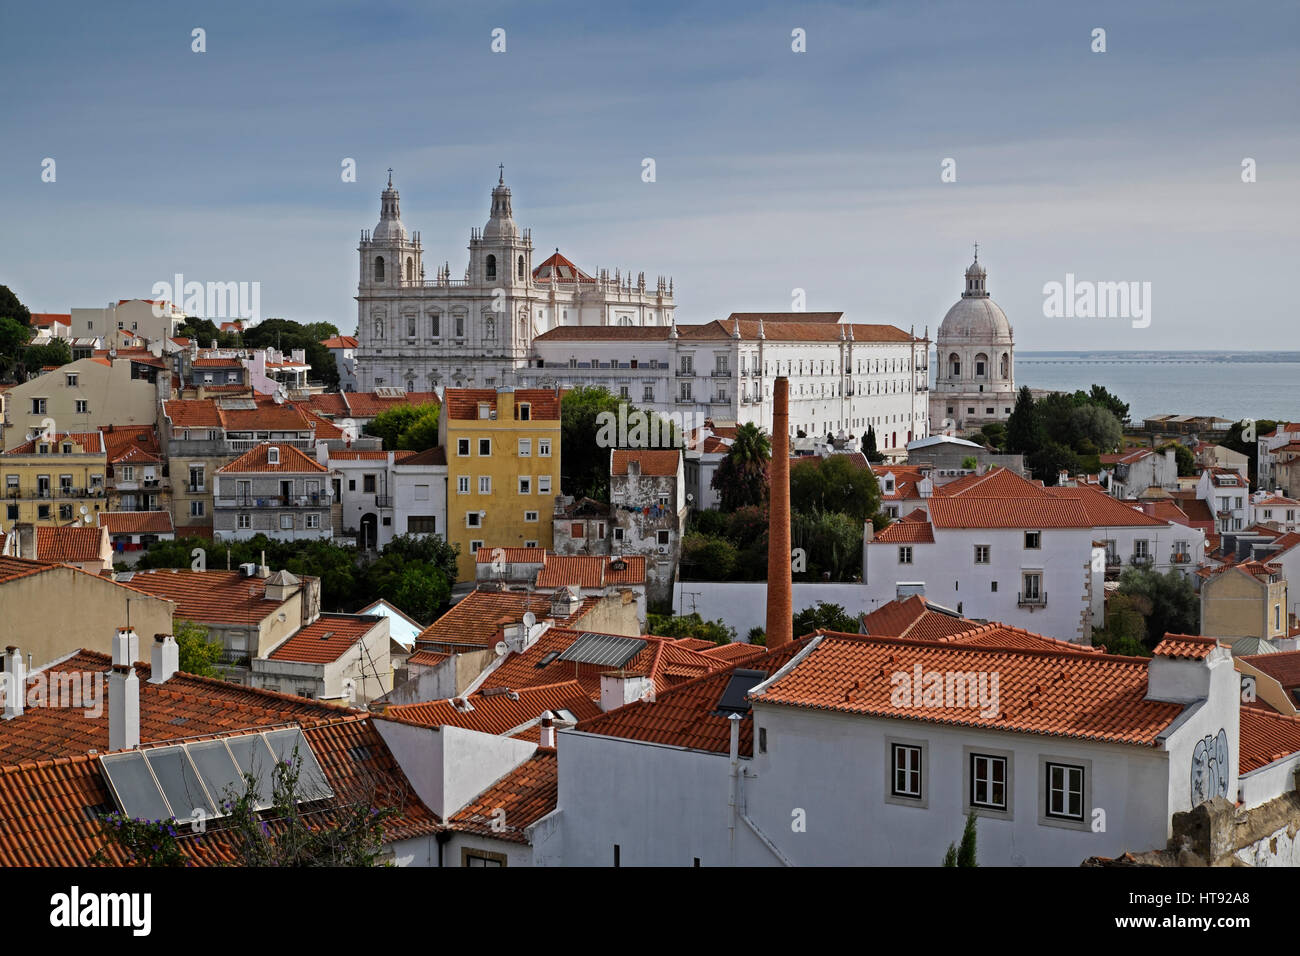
top-left (387, 167), bottom-right (393, 187)
top-left (973, 241), bottom-right (979, 261)
top-left (498, 163), bottom-right (505, 184)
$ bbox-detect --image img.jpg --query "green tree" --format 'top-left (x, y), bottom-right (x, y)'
top-left (961, 456), bottom-right (978, 471)
top-left (22, 339), bottom-right (72, 373)
top-left (174, 618), bottom-right (223, 677)
top-left (645, 612), bottom-right (737, 645)
top-left (1116, 567), bottom-right (1198, 648)
top-left (1027, 441), bottom-right (1082, 486)
top-left (1069, 404), bottom-right (1122, 454)
top-left (942, 812), bottom-right (978, 867)
top-left (560, 386), bottom-right (680, 500)
top-left (792, 601), bottom-right (858, 635)
top-left (745, 626), bottom-right (767, 646)
top-left (980, 422), bottom-right (1007, 451)
top-left (0, 316), bottom-right (31, 355)
top-left (864, 425), bottom-right (885, 463)
top-left (712, 422), bottom-right (771, 512)
top-left (240, 318), bottom-right (342, 390)
top-left (789, 454), bottom-right (880, 524)
top-left (1086, 384), bottom-right (1130, 426)
top-left (1005, 386), bottom-right (1042, 455)
top-left (680, 533), bottom-right (738, 580)
top-left (363, 402), bottom-right (441, 451)
top-left (390, 565), bottom-right (451, 625)
top-left (1159, 442), bottom-right (1196, 478)
top-left (0, 286), bottom-right (32, 326)
top-left (792, 511), bottom-right (863, 581)
top-left (177, 317), bottom-right (221, 346)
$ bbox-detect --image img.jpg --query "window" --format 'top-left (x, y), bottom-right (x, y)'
top-left (974, 545), bottom-right (990, 564)
top-left (679, 383), bottom-right (692, 401)
top-left (306, 514), bottom-right (320, 529)
top-left (524, 539), bottom-right (538, 548)
top-left (1044, 761), bottom-right (1085, 822)
top-left (470, 540), bottom-right (483, 553)
top-left (408, 516), bottom-right (436, 534)
top-left (518, 256), bottom-right (525, 281)
top-left (457, 476), bottom-right (470, 494)
top-left (457, 438), bottom-right (470, 457)
top-left (407, 315), bottom-right (416, 338)
top-left (121, 466), bottom-right (135, 482)
top-left (571, 522), bottom-right (585, 539)
top-left (66, 373), bottom-right (78, 387)
top-left (643, 386), bottom-right (654, 402)
top-left (190, 501), bottom-right (205, 517)
top-left (620, 385), bottom-right (630, 399)
top-left (538, 439), bottom-right (552, 457)
top-left (538, 475), bottom-right (551, 494)
top-left (455, 315), bottom-right (465, 338)
top-left (31, 398), bottom-right (46, 415)
top-left (362, 474), bottom-right (376, 494)
top-left (5, 505), bottom-right (15, 521)
top-left (525, 510), bottom-right (538, 523)
top-left (430, 313), bottom-right (441, 337)
top-left (613, 527), bottom-right (624, 542)
top-left (59, 504), bottom-right (73, 520)
top-left (1024, 531), bottom-right (1041, 549)
top-left (485, 254), bottom-right (496, 280)
top-left (280, 514), bottom-right (294, 530)
top-left (466, 512), bottom-right (482, 528)
top-left (991, 581), bottom-right (998, 592)
top-left (657, 529), bottom-right (670, 545)
top-left (479, 476), bottom-right (492, 494)
top-left (479, 438), bottom-right (491, 456)
top-left (1022, 572), bottom-right (1042, 603)
top-left (970, 753), bottom-right (1008, 811)
top-left (519, 477), bottom-right (532, 495)
top-left (518, 403), bottom-right (530, 421)
top-left (374, 256), bottom-right (385, 282)
top-left (890, 743), bottom-right (923, 799)
top-left (237, 513), bottom-right (251, 529)
top-left (1134, 539), bottom-right (1149, 559)
top-left (758, 728), bottom-right (767, 753)
top-left (898, 546), bottom-right (913, 564)
top-left (189, 466), bottom-right (204, 492)
top-left (38, 504), bottom-right (50, 520)
top-left (518, 439), bottom-right (531, 457)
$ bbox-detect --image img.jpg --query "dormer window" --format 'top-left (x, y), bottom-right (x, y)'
top-left (268, 447), bottom-right (280, 465)
top-left (517, 403), bottom-right (530, 421)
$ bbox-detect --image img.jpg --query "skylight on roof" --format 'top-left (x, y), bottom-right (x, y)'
top-left (99, 728), bottom-right (332, 824)
top-left (558, 633), bottom-right (646, 668)
top-left (716, 669), bottom-right (769, 716)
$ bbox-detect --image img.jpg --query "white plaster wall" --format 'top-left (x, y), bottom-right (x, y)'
top-left (672, 581), bottom-right (875, 636)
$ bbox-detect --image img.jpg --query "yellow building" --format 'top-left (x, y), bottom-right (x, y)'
top-left (2, 430), bottom-right (108, 530)
top-left (440, 388), bottom-right (563, 581)
top-left (1200, 560), bottom-right (1288, 644)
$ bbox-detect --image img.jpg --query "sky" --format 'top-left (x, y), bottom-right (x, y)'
top-left (1, 0), bottom-right (1297, 351)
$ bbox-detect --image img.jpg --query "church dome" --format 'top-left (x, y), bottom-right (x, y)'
top-left (938, 249), bottom-right (1011, 342)
top-left (483, 167), bottom-right (518, 240)
top-left (373, 173), bottom-right (407, 242)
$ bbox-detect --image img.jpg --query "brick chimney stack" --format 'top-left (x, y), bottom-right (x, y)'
top-left (766, 377), bottom-right (793, 648)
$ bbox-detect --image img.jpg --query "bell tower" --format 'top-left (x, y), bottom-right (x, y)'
top-left (468, 166), bottom-right (535, 363)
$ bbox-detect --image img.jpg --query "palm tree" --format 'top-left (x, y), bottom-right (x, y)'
top-left (711, 422), bottom-right (771, 511)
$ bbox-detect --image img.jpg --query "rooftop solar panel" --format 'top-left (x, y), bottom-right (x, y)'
top-left (101, 752), bottom-right (172, 823)
top-left (264, 728), bottom-right (333, 802)
top-left (716, 669), bottom-right (769, 716)
top-left (558, 632), bottom-right (646, 669)
top-left (144, 745), bottom-right (214, 822)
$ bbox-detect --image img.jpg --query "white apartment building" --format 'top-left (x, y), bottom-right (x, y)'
top-left (1101, 447), bottom-right (1178, 498)
top-left (862, 469), bottom-right (1206, 642)
top-left (517, 314), bottom-right (929, 450)
top-left (1252, 493), bottom-right (1300, 534)
top-left (353, 171), bottom-right (674, 392)
top-left (1197, 467), bottom-right (1250, 533)
top-left (70, 298), bottom-right (187, 344)
top-left (1258, 422), bottom-right (1300, 489)
top-left (543, 630), bottom-right (1283, 866)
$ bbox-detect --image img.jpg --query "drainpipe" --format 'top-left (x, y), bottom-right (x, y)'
top-left (728, 712), bottom-right (741, 866)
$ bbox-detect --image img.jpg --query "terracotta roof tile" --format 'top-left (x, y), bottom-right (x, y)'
top-left (1045, 485), bottom-right (1170, 528)
top-left (448, 749), bottom-right (557, 843)
top-left (382, 680), bottom-right (600, 737)
top-left (700, 642), bottom-right (767, 664)
top-left (320, 335), bottom-right (359, 349)
top-left (874, 515), bottom-right (935, 543)
top-left (1152, 634), bottom-right (1219, 660)
top-left (99, 511), bottom-right (175, 535)
top-left (407, 650), bottom-right (449, 668)
top-left (860, 595), bottom-right (973, 640)
top-left (611, 449), bottom-right (681, 476)
top-left (122, 569), bottom-right (290, 625)
top-left (443, 388), bottom-right (560, 421)
top-left (216, 442), bottom-right (327, 474)
top-left (35, 526), bottom-right (106, 563)
top-left (474, 547), bottom-right (548, 565)
top-left (162, 399), bottom-right (222, 429)
top-left (1239, 708), bottom-right (1300, 773)
top-left (413, 588), bottom-right (591, 649)
top-left (341, 391), bottom-right (440, 419)
top-left (1239, 649), bottom-right (1300, 693)
top-left (753, 634), bottom-right (1182, 746)
top-left (3, 431), bottom-right (104, 456)
top-left (266, 614), bottom-right (383, 664)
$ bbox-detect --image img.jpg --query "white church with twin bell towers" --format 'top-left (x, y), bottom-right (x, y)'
top-left (929, 245), bottom-right (1016, 435)
top-left (352, 168), bottom-right (676, 392)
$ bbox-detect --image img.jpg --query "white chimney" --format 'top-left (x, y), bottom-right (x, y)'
top-left (3, 645), bottom-right (24, 720)
top-left (538, 712), bottom-right (556, 748)
top-left (259, 550), bottom-right (271, 579)
top-left (599, 673), bottom-right (655, 712)
top-left (109, 664), bottom-right (140, 751)
top-left (149, 634), bottom-right (180, 683)
top-left (112, 627), bottom-right (139, 667)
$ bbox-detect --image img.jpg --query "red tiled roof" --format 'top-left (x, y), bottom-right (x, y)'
top-left (305, 393), bottom-right (350, 418)
top-left (340, 391), bottom-right (440, 419)
top-left (933, 467), bottom-right (1048, 498)
top-left (193, 356), bottom-right (243, 368)
top-left (1153, 634), bottom-right (1218, 660)
top-left (938, 624), bottom-right (1102, 654)
top-left (123, 569), bottom-right (289, 625)
top-left (329, 449), bottom-right (399, 461)
top-left (1239, 649), bottom-right (1300, 694)
top-left (398, 446), bottom-right (446, 466)
top-left (611, 449), bottom-right (681, 476)
top-left (216, 442), bottom-right (327, 474)
top-left (577, 639), bottom-right (814, 755)
top-left (413, 589), bottom-right (593, 649)
top-left (448, 749), bottom-right (557, 844)
top-left (475, 547), bottom-right (548, 565)
top-left (753, 634), bottom-right (1183, 746)
top-left (100, 511), bottom-right (175, 535)
top-left (102, 423), bottom-right (161, 464)
top-left (320, 335), bottom-right (359, 349)
top-left (533, 554), bottom-right (647, 588)
top-left (217, 396), bottom-right (314, 432)
top-left (1239, 708), bottom-right (1300, 773)
top-left (860, 595), bottom-right (974, 640)
top-left (700, 642), bottom-right (767, 664)
top-left (3, 431), bottom-right (104, 456)
top-left (1256, 496), bottom-right (1300, 507)
top-left (486, 628), bottom-right (724, 703)
top-left (874, 515), bottom-right (935, 543)
top-left (1100, 449), bottom-right (1152, 465)
top-left (929, 496), bottom-right (1092, 529)
top-left (35, 526), bottom-right (106, 563)
top-left (532, 251), bottom-right (593, 283)
top-left (1045, 485), bottom-right (1169, 528)
top-left (443, 388), bottom-right (560, 421)
top-left (407, 650), bottom-right (449, 668)
top-left (31, 313), bottom-right (71, 326)
top-left (267, 614), bottom-right (383, 664)
top-left (671, 638), bottom-right (717, 652)
top-left (382, 680), bottom-right (600, 737)
top-left (162, 399), bottom-right (222, 429)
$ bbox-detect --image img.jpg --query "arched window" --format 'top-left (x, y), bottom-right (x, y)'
top-left (406, 257), bottom-right (414, 282)
top-left (374, 256), bottom-right (385, 282)
top-left (974, 352), bottom-right (989, 379)
top-left (485, 254), bottom-right (497, 280)
top-left (949, 352), bottom-right (961, 377)
top-left (517, 256), bottom-right (525, 280)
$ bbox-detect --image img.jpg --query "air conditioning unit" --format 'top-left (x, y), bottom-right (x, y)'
top-left (657, 545), bottom-right (668, 555)
top-left (239, 562), bottom-right (258, 577)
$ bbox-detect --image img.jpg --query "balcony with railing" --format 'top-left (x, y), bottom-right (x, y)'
top-left (225, 437), bottom-right (315, 454)
top-left (1130, 554), bottom-right (1154, 567)
top-left (216, 494), bottom-right (331, 509)
top-left (1105, 553), bottom-right (1122, 568)
top-left (675, 367), bottom-right (694, 377)
top-left (1171, 552), bottom-right (1191, 564)
top-left (1017, 591), bottom-right (1047, 607)
top-left (710, 368), bottom-right (733, 378)
top-left (374, 495), bottom-right (393, 508)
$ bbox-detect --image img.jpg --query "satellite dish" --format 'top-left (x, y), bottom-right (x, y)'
top-left (108, 349), bottom-right (117, 358)
top-left (494, 641), bottom-right (508, 656)
top-left (79, 506), bottom-right (88, 515)
top-left (83, 515), bottom-right (94, 525)
top-left (523, 611), bottom-right (536, 628)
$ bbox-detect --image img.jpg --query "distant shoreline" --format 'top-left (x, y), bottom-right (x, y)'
top-left (1018, 351), bottom-right (1300, 363)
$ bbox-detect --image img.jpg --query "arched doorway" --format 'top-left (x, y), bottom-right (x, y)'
top-left (359, 513), bottom-right (378, 552)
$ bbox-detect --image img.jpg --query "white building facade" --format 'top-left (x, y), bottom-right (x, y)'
top-left (930, 253), bottom-right (1015, 435)
top-left (353, 171), bottom-right (674, 393)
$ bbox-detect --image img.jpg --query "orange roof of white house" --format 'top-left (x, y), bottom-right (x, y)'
top-left (266, 614), bottom-right (384, 665)
top-left (320, 335), bottom-right (359, 349)
top-left (216, 442), bottom-right (327, 474)
top-left (611, 449), bottom-right (681, 476)
top-left (35, 526), bottom-right (106, 564)
top-left (99, 511), bottom-right (175, 535)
